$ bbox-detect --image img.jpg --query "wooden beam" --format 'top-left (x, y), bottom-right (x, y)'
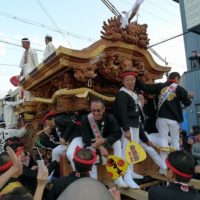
top-left (145, 170), bottom-right (200, 190)
top-left (102, 178), bottom-right (148, 200)
top-left (140, 180), bottom-right (163, 189)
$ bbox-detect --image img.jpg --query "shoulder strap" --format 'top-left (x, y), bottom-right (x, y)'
top-left (157, 83), bottom-right (177, 111)
top-left (88, 113), bottom-right (102, 138)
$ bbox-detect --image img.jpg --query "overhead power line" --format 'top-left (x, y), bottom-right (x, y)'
top-left (145, 0), bottom-right (179, 18)
top-left (102, 0), bottom-right (120, 17)
top-left (36, 0), bottom-right (69, 43)
top-left (0, 39), bottom-right (43, 52)
top-left (122, 0), bottom-right (178, 27)
top-left (0, 64), bottom-right (19, 67)
top-left (0, 45), bottom-right (23, 52)
top-left (148, 31), bottom-right (189, 48)
top-left (0, 10), bottom-right (96, 42)
top-left (0, 35), bottom-right (43, 47)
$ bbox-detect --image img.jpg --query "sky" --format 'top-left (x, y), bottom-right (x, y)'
top-left (0, 0), bottom-right (186, 98)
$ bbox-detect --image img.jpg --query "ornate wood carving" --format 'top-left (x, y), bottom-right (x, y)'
top-left (101, 17), bottom-right (149, 49)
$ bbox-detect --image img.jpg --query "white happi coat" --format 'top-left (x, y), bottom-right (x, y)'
top-left (43, 42), bottom-right (56, 60)
top-left (19, 48), bottom-right (39, 76)
top-left (3, 100), bottom-right (24, 129)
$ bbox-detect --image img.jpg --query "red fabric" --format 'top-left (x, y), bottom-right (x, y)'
top-left (165, 159), bottom-right (192, 178)
top-left (73, 146), bottom-right (97, 165)
top-left (42, 111), bottom-right (57, 122)
top-left (10, 76), bottom-right (20, 87)
top-left (0, 147), bottom-right (24, 172)
top-left (120, 71), bottom-right (138, 79)
top-left (168, 79), bottom-right (177, 84)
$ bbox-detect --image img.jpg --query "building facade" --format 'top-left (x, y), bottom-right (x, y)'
top-left (173, 0), bottom-right (200, 131)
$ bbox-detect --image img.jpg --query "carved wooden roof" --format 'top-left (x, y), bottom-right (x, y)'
top-left (20, 39), bottom-right (170, 91)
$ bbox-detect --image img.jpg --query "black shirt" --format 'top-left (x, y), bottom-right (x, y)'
top-left (113, 90), bottom-right (140, 131)
top-left (81, 113), bottom-right (122, 147)
top-left (149, 182), bottom-right (200, 200)
top-left (51, 171), bottom-right (89, 200)
top-left (137, 80), bottom-right (191, 122)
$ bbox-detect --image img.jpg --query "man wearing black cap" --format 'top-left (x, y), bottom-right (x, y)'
top-left (43, 35), bottom-right (56, 60)
top-left (149, 150), bottom-right (200, 200)
top-left (19, 38), bottom-right (39, 77)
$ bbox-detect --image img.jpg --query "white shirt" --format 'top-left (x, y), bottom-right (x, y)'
top-left (3, 100), bottom-right (24, 129)
top-left (0, 127), bottom-right (27, 153)
top-left (43, 41), bottom-right (56, 60)
top-left (19, 48), bottom-right (39, 76)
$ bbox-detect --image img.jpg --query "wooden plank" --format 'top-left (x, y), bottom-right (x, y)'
top-left (190, 178), bottom-right (200, 190)
top-left (145, 170), bottom-right (200, 190)
top-left (103, 179), bottom-right (148, 200)
top-left (140, 180), bottom-right (163, 189)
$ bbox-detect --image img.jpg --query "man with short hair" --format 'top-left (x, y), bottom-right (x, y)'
top-left (19, 38), bottom-right (39, 77)
top-left (43, 35), bottom-right (56, 60)
top-left (149, 150), bottom-right (200, 200)
top-left (81, 98), bottom-right (127, 188)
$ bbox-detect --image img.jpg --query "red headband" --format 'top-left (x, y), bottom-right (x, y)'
top-left (120, 71), bottom-right (138, 79)
top-left (0, 147), bottom-right (24, 172)
top-left (73, 146), bottom-right (96, 165)
top-left (165, 159), bottom-right (193, 178)
top-left (168, 79), bottom-right (177, 84)
top-left (42, 111), bottom-right (57, 122)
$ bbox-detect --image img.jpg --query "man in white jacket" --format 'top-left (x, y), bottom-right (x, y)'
top-left (19, 38), bottom-right (39, 100)
top-left (0, 125), bottom-right (27, 153)
top-left (3, 94), bottom-right (24, 129)
top-left (43, 35), bottom-right (56, 60)
top-left (19, 38), bottom-right (39, 77)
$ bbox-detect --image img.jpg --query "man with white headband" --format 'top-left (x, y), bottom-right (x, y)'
top-left (19, 38), bottom-right (39, 77)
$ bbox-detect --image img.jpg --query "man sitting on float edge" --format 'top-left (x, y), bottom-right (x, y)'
top-left (148, 150), bottom-right (200, 200)
top-left (81, 98), bottom-right (127, 188)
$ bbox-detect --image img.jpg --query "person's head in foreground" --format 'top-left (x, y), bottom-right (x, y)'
top-left (73, 146), bottom-right (96, 173)
top-left (165, 150), bottom-right (195, 183)
top-left (57, 177), bottom-right (117, 200)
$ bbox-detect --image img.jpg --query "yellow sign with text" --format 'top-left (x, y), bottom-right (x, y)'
top-left (106, 155), bottom-right (128, 180)
top-left (126, 141), bottom-right (146, 164)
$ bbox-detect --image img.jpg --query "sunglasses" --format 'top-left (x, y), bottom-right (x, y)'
top-left (91, 109), bottom-right (102, 113)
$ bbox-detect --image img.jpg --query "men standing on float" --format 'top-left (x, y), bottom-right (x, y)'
top-left (113, 71), bottom-right (143, 189)
top-left (19, 38), bottom-right (39, 77)
top-left (137, 72), bottom-right (193, 165)
top-left (43, 35), bottom-right (56, 60)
